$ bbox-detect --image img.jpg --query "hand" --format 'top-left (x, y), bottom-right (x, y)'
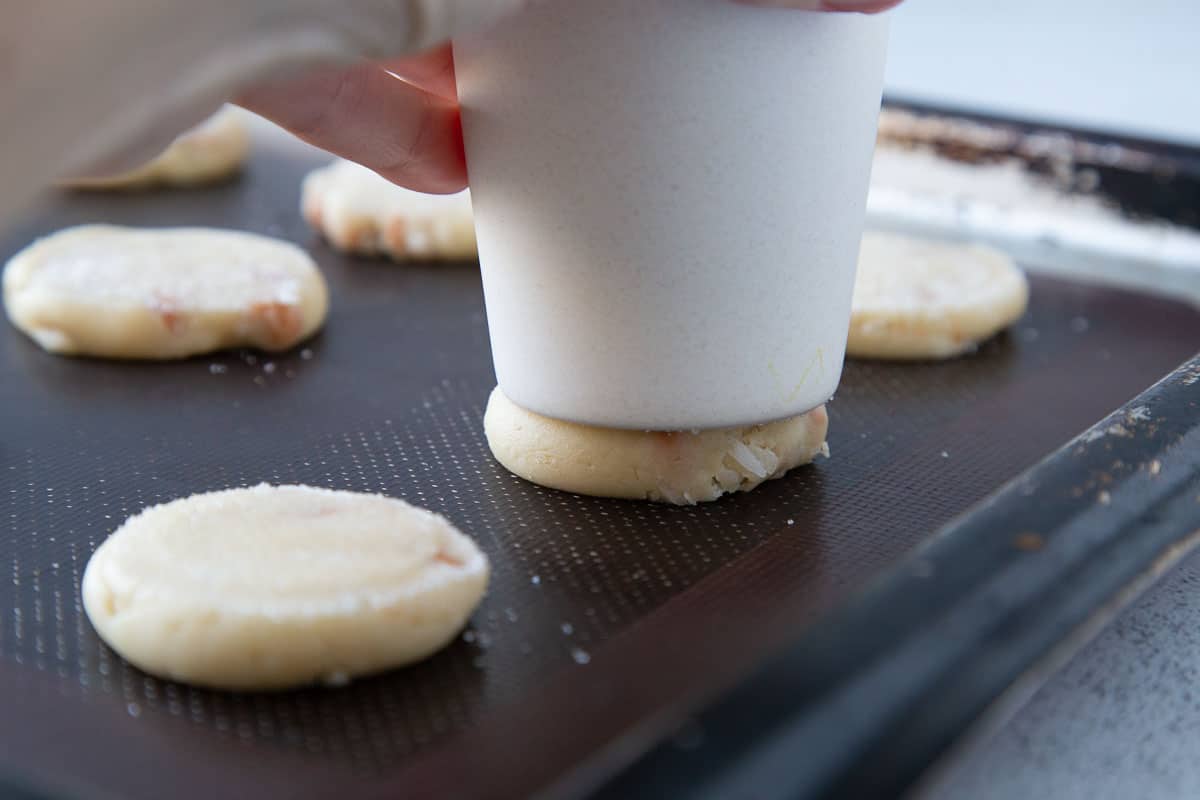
top-left (1, 0), bottom-right (900, 224)
top-left (238, 44), bottom-right (466, 194)
top-left (237, 0), bottom-right (903, 195)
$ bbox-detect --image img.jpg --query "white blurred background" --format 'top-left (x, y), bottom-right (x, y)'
top-left (883, 0), bottom-right (1200, 145)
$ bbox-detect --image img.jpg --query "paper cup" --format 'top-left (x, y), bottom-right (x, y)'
top-left (455, 0), bottom-right (890, 430)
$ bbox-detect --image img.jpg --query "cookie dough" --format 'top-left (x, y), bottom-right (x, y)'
top-left (848, 232), bottom-right (1029, 360)
top-left (65, 106), bottom-right (250, 191)
top-left (484, 387), bottom-right (829, 505)
top-left (302, 158), bottom-right (476, 260)
top-left (81, 484), bottom-right (490, 690)
top-left (3, 224), bottom-right (328, 359)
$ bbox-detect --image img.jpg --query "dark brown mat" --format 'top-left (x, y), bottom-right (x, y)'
top-left (1, 149), bottom-right (1197, 799)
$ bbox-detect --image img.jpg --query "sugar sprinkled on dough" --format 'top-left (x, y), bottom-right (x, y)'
top-left (81, 484), bottom-right (489, 690)
top-left (3, 225), bottom-right (328, 359)
top-left (848, 231), bottom-right (1029, 360)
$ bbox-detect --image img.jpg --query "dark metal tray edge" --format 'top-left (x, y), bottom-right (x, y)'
top-left (593, 353), bottom-right (1200, 800)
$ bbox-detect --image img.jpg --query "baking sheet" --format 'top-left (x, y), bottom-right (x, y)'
top-left (1, 146), bottom-right (1198, 799)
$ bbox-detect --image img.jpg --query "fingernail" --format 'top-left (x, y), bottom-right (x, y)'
top-left (734, 1), bottom-right (825, 10)
top-left (821, 0), bottom-right (903, 11)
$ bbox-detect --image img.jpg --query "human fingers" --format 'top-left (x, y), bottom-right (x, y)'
top-left (381, 43), bottom-right (458, 101)
top-left (236, 59), bottom-right (466, 194)
top-left (737, 0), bottom-right (903, 11)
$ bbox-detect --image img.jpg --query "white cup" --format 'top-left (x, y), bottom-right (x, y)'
top-left (455, 0), bottom-right (889, 430)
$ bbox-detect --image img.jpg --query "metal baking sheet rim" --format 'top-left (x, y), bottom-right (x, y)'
top-left (913, 524), bottom-right (1200, 799)
top-left (594, 354), bottom-right (1200, 800)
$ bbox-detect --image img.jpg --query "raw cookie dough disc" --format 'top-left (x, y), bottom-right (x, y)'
top-left (81, 484), bottom-right (490, 690)
top-left (302, 158), bottom-right (476, 261)
top-left (484, 387), bottom-right (829, 505)
top-left (65, 106), bottom-right (250, 191)
top-left (3, 224), bottom-right (328, 359)
top-left (848, 232), bottom-right (1029, 360)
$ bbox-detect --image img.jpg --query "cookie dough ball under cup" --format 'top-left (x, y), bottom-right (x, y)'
top-left (455, 0), bottom-right (890, 430)
top-left (484, 388), bottom-right (829, 505)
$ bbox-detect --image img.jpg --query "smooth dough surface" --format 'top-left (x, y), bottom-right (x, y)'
top-left (3, 224), bottom-right (328, 359)
top-left (65, 107), bottom-right (250, 191)
top-left (849, 232), bottom-right (1029, 360)
top-left (81, 484), bottom-right (490, 690)
top-left (302, 158), bottom-right (476, 260)
top-left (484, 388), bottom-right (829, 505)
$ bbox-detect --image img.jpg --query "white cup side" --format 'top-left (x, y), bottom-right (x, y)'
top-left (457, 0), bottom-right (890, 429)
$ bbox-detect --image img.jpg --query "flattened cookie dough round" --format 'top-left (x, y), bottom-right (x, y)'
top-left (848, 232), bottom-right (1029, 360)
top-left (65, 106), bottom-right (250, 191)
top-left (82, 484), bottom-right (490, 690)
top-left (3, 224), bottom-right (328, 359)
top-left (484, 387), bottom-right (829, 505)
top-left (302, 158), bottom-right (476, 261)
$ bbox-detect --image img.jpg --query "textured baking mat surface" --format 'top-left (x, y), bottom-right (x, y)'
top-left (1, 149), bottom-right (1197, 799)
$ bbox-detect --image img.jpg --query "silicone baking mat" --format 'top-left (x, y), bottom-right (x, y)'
top-left (1, 147), bottom-right (1197, 799)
